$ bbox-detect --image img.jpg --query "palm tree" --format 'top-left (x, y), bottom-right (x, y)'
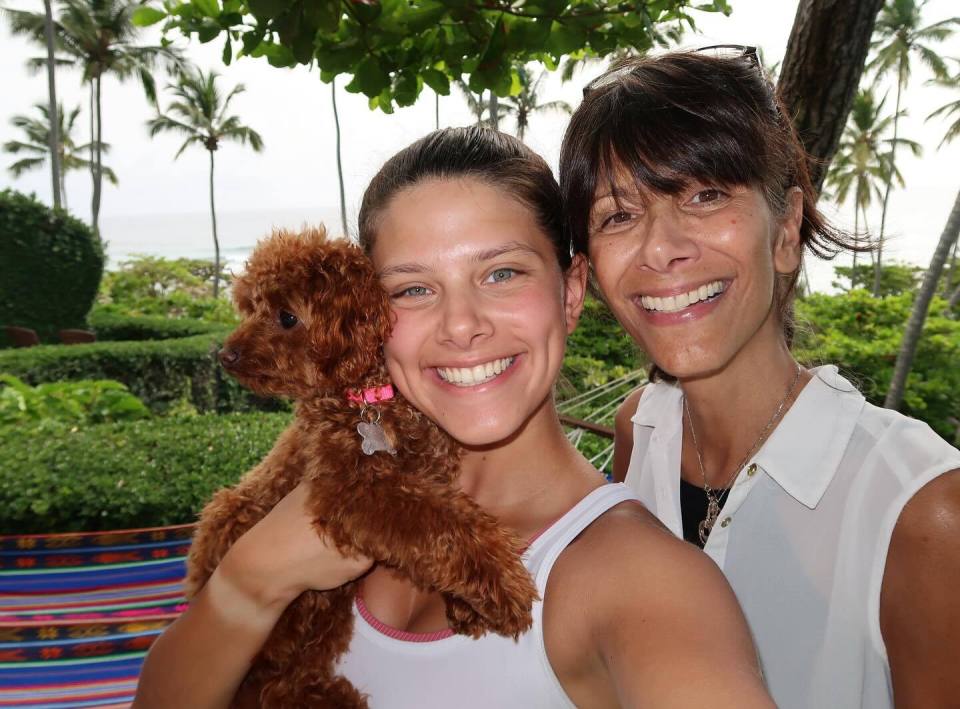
top-left (147, 68), bottom-right (263, 299)
top-left (824, 89), bottom-right (918, 288)
top-left (4, 102), bottom-right (116, 211)
top-left (884, 63), bottom-right (960, 409)
top-left (499, 65), bottom-right (572, 142)
top-left (330, 77), bottom-right (349, 238)
top-left (42, 0), bottom-right (62, 209)
top-left (867, 0), bottom-right (958, 296)
top-left (4, 0), bottom-right (183, 233)
top-left (455, 80), bottom-right (506, 128)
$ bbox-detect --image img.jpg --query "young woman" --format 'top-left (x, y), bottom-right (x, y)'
top-left (559, 50), bottom-right (960, 709)
top-left (133, 127), bottom-right (773, 708)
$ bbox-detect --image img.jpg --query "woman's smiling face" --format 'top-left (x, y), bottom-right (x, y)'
top-left (587, 177), bottom-right (802, 380)
top-left (371, 177), bottom-right (586, 447)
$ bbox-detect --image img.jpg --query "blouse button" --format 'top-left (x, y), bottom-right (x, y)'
top-left (720, 517), bottom-right (732, 528)
top-left (746, 463), bottom-right (758, 477)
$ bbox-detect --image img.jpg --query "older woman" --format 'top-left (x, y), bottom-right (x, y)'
top-left (559, 49), bottom-right (960, 709)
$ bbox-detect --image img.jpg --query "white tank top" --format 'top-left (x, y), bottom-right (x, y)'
top-left (335, 483), bottom-right (639, 707)
top-left (624, 366), bottom-right (960, 709)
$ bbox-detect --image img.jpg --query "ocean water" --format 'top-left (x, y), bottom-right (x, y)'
top-left (99, 207), bottom-right (851, 292)
top-left (99, 207), bottom-right (346, 274)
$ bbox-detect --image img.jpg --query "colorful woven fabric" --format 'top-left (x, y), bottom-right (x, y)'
top-left (0, 525), bottom-right (193, 709)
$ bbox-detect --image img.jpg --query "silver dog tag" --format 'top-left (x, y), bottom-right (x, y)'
top-left (357, 421), bottom-right (397, 456)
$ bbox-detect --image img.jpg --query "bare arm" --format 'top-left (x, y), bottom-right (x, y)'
top-left (612, 387), bottom-right (643, 483)
top-left (548, 505), bottom-right (773, 708)
top-left (133, 482), bottom-right (372, 708)
top-left (881, 469), bottom-right (960, 708)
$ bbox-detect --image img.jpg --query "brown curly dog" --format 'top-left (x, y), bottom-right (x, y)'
top-left (186, 227), bottom-right (538, 707)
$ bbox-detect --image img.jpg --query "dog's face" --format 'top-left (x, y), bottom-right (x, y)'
top-left (219, 228), bottom-right (393, 400)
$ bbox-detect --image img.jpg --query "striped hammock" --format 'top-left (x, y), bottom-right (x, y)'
top-left (0, 525), bottom-right (193, 709)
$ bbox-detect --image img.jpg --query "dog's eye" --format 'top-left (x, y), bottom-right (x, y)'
top-left (279, 310), bottom-right (299, 329)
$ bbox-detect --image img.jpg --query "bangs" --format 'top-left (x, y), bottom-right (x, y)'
top-left (593, 83), bottom-right (769, 200)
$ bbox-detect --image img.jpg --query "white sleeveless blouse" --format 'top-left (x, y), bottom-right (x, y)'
top-left (624, 365), bottom-right (960, 709)
top-left (336, 483), bottom-right (639, 707)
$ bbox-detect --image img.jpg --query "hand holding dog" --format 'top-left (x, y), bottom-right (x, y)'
top-left (218, 480), bottom-right (374, 612)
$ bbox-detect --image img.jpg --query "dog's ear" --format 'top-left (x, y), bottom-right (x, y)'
top-left (308, 241), bottom-right (393, 387)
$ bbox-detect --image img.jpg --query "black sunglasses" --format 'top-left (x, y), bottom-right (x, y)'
top-left (582, 44), bottom-right (761, 98)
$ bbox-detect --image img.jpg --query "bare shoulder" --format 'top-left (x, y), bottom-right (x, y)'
top-left (614, 386), bottom-right (646, 431)
top-left (550, 499), bottom-right (726, 601)
top-left (612, 386), bottom-right (645, 483)
top-left (545, 500), bottom-right (769, 707)
top-left (881, 469), bottom-right (960, 705)
top-left (892, 468), bottom-right (960, 541)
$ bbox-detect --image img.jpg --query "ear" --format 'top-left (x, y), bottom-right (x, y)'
top-left (773, 186), bottom-right (803, 275)
top-left (563, 253), bottom-right (589, 335)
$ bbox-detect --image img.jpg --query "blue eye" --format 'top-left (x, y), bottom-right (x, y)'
top-left (488, 268), bottom-right (515, 283)
top-left (395, 285), bottom-right (430, 298)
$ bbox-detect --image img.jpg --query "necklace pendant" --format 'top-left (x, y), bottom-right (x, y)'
top-left (699, 499), bottom-right (721, 545)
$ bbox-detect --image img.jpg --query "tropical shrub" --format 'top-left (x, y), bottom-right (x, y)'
top-left (795, 289), bottom-right (960, 443)
top-left (0, 412), bottom-right (291, 533)
top-left (0, 333), bottom-right (283, 414)
top-left (0, 374), bottom-right (150, 426)
top-left (89, 306), bottom-right (228, 341)
top-left (0, 189), bottom-right (104, 344)
top-left (98, 255), bottom-right (237, 323)
top-left (561, 295), bottom-right (643, 394)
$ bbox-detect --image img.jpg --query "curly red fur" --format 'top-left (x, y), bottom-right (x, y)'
top-left (187, 227), bottom-right (538, 707)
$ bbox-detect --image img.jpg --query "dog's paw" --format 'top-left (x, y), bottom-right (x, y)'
top-left (444, 596), bottom-right (488, 639)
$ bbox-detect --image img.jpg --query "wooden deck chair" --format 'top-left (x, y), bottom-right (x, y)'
top-left (58, 328), bottom-right (96, 344)
top-left (4, 326), bottom-right (40, 347)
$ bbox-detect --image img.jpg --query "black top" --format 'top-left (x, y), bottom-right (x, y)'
top-left (679, 477), bottom-right (729, 549)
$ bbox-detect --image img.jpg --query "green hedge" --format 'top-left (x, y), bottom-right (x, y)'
top-left (0, 190), bottom-right (104, 344)
top-left (0, 333), bottom-right (281, 415)
top-left (88, 307), bottom-right (229, 341)
top-left (0, 413), bottom-right (291, 533)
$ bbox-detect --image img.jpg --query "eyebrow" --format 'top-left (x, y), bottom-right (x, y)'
top-left (377, 241), bottom-right (542, 278)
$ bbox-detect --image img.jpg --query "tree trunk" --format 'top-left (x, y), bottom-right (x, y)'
top-left (43, 0), bottom-right (61, 210)
top-left (331, 78), bottom-right (349, 238)
top-left (488, 93), bottom-right (499, 130)
top-left (944, 235), bottom-right (959, 295)
top-left (948, 282), bottom-right (960, 311)
top-left (874, 70), bottom-right (905, 298)
top-left (91, 74), bottom-right (103, 234)
top-left (435, 91), bottom-right (439, 131)
top-left (884, 187), bottom-right (960, 409)
top-left (777, 0), bottom-right (885, 192)
top-left (209, 150), bottom-right (221, 300)
top-left (851, 201), bottom-right (859, 289)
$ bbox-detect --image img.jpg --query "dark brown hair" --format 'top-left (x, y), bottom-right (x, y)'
top-left (359, 126), bottom-right (571, 270)
top-left (559, 51), bottom-right (862, 379)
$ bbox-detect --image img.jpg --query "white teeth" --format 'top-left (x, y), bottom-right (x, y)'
top-left (437, 357), bottom-right (515, 387)
top-left (641, 280), bottom-right (726, 313)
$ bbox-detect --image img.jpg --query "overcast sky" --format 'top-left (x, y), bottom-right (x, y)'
top-left (1, 0), bottom-right (958, 291)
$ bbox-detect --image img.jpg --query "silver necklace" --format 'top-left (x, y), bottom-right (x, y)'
top-left (684, 365), bottom-right (803, 545)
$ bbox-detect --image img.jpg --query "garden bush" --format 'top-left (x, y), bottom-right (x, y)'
top-left (98, 255), bottom-right (237, 323)
top-left (88, 306), bottom-right (228, 341)
top-left (0, 412), bottom-right (291, 533)
top-left (0, 375), bottom-right (150, 425)
top-left (0, 333), bottom-right (283, 414)
top-left (795, 290), bottom-right (960, 443)
top-left (0, 190), bottom-right (104, 344)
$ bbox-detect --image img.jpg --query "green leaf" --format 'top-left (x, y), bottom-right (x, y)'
top-left (421, 68), bottom-right (450, 95)
top-left (303, 0), bottom-right (341, 33)
top-left (546, 21), bottom-right (587, 56)
top-left (222, 35), bottom-right (233, 65)
top-left (131, 6), bottom-right (167, 27)
top-left (194, 0), bottom-right (220, 18)
top-left (248, 0), bottom-right (294, 21)
top-left (393, 71), bottom-right (420, 106)
top-left (198, 18), bottom-right (222, 42)
top-left (345, 56), bottom-right (390, 97)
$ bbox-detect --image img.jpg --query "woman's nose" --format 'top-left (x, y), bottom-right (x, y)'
top-left (437, 290), bottom-right (493, 349)
top-left (636, 212), bottom-right (699, 273)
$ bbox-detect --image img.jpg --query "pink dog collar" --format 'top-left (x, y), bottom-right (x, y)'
top-left (346, 384), bottom-right (395, 406)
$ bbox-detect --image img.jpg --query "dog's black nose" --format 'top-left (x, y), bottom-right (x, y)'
top-left (218, 348), bottom-right (240, 367)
